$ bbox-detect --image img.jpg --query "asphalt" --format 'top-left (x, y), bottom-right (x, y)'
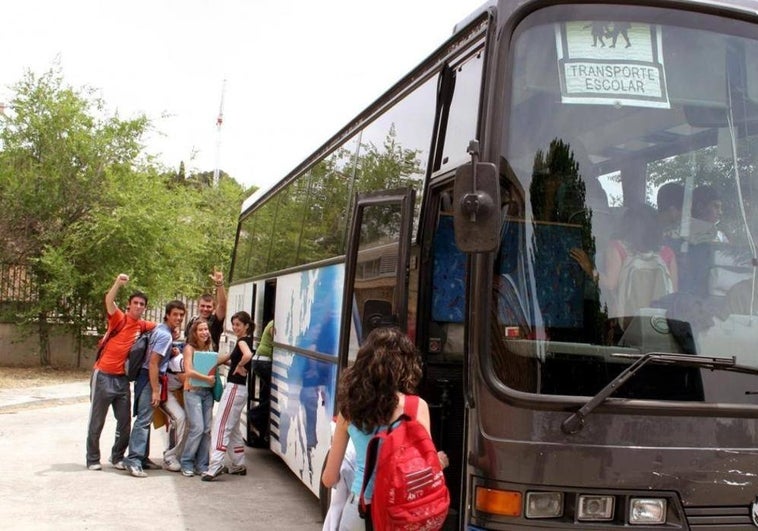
top-left (0, 380), bottom-right (90, 412)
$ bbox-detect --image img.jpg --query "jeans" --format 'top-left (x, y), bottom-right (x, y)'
top-left (181, 387), bottom-right (213, 473)
top-left (124, 377), bottom-right (155, 468)
top-left (85, 370), bottom-right (131, 466)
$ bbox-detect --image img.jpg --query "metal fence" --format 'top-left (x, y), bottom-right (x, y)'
top-left (0, 263), bottom-right (201, 328)
top-left (0, 263), bottom-right (35, 301)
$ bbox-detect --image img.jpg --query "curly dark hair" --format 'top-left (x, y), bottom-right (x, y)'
top-left (337, 327), bottom-right (422, 432)
top-left (231, 310), bottom-right (254, 336)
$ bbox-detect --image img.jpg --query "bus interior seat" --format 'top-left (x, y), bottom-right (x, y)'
top-left (498, 216), bottom-right (588, 336)
top-left (431, 214), bottom-right (466, 357)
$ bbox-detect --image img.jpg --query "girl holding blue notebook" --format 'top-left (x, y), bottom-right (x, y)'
top-left (180, 319), bottom-right (216, 477)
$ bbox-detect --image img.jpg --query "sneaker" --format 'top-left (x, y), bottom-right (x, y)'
top-left (201, 468), bottom-right (223, 482)
top-left (223, 465), bottom-right (247, 476)
top-left (181, 469), bottom-right (194, 478)
top-left (142, 458), bottom-right (159, 470)
top-left (163, 459), bottom-right (181, 472)
top-left (126, 464), bottom-right (147, 478)
top-left (87, 463), bottom-right (102, 471)
top-left (109, 458), bottom-right (126, 471)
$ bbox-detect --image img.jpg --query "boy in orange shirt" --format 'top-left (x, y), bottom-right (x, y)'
top-left (85, 273), bottom-right (156, 471)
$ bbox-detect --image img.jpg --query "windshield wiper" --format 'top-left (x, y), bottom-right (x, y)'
top-left (560, 352), bottom-right (738, 435)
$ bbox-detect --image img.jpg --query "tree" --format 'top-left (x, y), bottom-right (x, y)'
top-left (0, 66), bottom-right (151, 365)
top-left (0, 66), bottom-right (270, 368)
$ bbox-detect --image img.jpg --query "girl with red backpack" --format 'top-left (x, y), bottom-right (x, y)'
top-left (321, 327), bottom-right (449, 531)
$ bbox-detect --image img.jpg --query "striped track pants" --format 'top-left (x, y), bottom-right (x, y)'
top-left (207, 382), bottom-right (248, 475)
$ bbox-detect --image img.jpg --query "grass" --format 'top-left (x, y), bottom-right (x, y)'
top-left (0, 366), bottom-right (90, 389)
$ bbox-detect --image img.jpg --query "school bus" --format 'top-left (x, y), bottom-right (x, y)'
top-left (229, 1), bottom-right (758, 527)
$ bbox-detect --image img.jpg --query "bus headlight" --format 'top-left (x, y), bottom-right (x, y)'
top-left (525, 491), bottom-right (563, 518)
top-left (577, 495), bottom-right (614, 521)
top-left (629, 498), bottom-right (666, 524)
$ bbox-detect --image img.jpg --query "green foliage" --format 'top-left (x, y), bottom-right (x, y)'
top-left (0, 66), bottom-right (249, 363)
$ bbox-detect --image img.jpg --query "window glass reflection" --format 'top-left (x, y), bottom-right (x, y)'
top-left (494, 6), bottom-right (758, 404)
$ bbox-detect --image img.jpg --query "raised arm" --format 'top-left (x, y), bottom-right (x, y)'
top-left (105, 273), bottom-right (129, 316)
top-left (211, 268), bottom-right (227, 321)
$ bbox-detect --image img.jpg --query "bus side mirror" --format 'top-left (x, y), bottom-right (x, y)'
top-left (453, 161), bottom-right (500, 253)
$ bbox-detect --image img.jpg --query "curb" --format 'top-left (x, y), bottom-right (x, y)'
top-left (0, 394), bottom-right (90, 413)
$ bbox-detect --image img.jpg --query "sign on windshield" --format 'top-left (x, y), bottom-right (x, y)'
top-left (555, 21), bottom-right (670, 109)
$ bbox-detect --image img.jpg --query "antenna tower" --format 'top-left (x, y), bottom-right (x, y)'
top-left (213, 79), bottom-right (227, 186)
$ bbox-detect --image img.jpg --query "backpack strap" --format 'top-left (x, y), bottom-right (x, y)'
top-left (110, 315), bottom-right (128, 340)
top-left (96, 314), bottom-right (127, 361)
top-left (359, 432), bottom-right (383, 519)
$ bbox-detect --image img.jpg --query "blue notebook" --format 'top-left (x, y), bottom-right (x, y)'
top-left (190, 351), bottom-right (218, 387)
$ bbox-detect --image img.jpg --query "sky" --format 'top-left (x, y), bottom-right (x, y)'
top-left (1, 0), bottom-right (486, 195)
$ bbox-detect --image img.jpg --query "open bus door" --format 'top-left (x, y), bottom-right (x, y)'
top-left (338, 188), bottom-right (416, 366)
top-left (318, 188), bottom-right (415, 516)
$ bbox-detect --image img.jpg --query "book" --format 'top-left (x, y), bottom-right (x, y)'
top-left (190, 351), bottom-right (218, 387)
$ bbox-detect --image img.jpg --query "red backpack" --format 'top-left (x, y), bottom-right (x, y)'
top-left (360, 395), bottom-right (450, 530)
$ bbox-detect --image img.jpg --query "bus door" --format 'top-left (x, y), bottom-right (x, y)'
top-left (338, 188), bottom-right (416, 367)
top-left (247, 279), bottom-right (276, 446)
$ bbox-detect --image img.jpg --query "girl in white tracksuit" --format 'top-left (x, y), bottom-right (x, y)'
top-left (202, 311), bottom-right (255, 481)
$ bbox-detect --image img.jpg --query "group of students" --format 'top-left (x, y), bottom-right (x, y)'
top-left (85, 270), bottom-right (269, 481)
top-left (86, 271), bottom-right (445, 527)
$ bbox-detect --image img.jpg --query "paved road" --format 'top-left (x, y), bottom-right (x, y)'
top-left (0, 385), bottom-right (323, 530)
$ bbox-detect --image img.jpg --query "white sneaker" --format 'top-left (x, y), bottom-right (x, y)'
top-left (87, 463), bottom-right (102, 471)
top-left (181, 469), bottom-right (194, 477)
top-left (109, 458), bottom-right (126, 470)
top-left (126, 464), bottom-right (147, 478)
top-left (163, 459), bottom-right (181, 472)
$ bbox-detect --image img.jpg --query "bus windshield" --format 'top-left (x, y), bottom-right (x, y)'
top-left (496, 4), bottom-right (758, 405)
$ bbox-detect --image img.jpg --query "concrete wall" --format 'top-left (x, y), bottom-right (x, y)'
top-left (0, 324), bottom-right (98, 369)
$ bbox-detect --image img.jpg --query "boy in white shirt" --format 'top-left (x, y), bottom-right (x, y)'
top-left (161, 327), bottom-right (187, 471)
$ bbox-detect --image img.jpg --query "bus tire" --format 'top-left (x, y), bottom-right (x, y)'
top-left (319, 452), bottom-right (332, 519)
